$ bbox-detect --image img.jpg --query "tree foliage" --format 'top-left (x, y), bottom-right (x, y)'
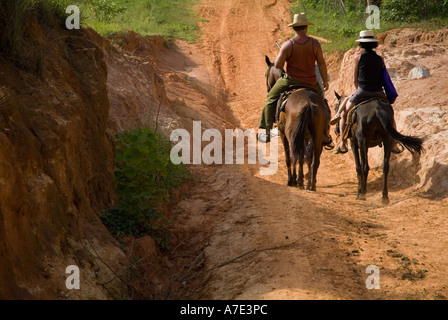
top-left (381, 0), bottom-right (448, 22)
top-left (299, 0), bottom-right (448, 21)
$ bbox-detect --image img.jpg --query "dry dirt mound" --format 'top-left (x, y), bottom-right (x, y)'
top-left (377, 27), bottom-right (448, 46)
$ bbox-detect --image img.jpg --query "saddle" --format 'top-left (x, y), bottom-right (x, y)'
top-left (275, 85), bottom-right (319, 124)
top-left (341, 97), bottom-right (390, 141)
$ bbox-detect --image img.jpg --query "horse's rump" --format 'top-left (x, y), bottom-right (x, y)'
top-left (276, 86), bottom-right (319, 124)
top-left (287, 89), bottom-right (326, 160)
top-left (348, 98), bottom-right (423, 154)
top-left (343, 98), bottom-right (391, 141)
top-left (275, 84), bottom-right (317, 123)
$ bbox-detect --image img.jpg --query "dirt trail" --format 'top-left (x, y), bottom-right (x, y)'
top-left (152, 0), bottom-right (448, 300)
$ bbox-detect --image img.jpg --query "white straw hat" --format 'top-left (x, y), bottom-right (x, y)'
top-left (288, 13), bottom-right (313, 27)
top-left (355, 30), bottom-right (378, 43)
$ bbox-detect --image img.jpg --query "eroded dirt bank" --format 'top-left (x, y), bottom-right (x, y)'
top-left (0, 18), bottom-right (126, 298)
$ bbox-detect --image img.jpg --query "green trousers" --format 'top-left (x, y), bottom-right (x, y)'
top-left (258, 74), bottom-right (323, 130)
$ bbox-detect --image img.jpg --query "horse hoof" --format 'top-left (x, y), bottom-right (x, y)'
top-left (306, 186), bottom-right (316, 192)
top-left (287, 179), bottom-right (298, 187)
top-left (357, 195), bottom-right (366, 201)
top-left (382, 197), bottom-right (390, 205)
top-left (334, 146), bottom-right (348, 154)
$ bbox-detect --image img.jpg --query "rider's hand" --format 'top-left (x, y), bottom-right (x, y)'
top-left (323, 81), bottom-right (329, 91)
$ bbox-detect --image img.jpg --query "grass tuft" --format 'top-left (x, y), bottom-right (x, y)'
top-left (292, 0), bottom-right (448, 53)
top-left (77, 0), bottom-right (200, 43)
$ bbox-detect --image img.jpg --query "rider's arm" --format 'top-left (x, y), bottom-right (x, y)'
top-left (315, 41), bottom-right (329, 91)
top-left (353, 54), bottom-right (361, 89)
top-left (274, 41), bottom-right (290, 70)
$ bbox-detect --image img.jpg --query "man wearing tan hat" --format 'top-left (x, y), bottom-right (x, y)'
top-left (258, 12), bottom-right (332, 147)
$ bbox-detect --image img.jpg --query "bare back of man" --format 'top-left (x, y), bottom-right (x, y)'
top-left (258, 13), bottom-right (333, 148)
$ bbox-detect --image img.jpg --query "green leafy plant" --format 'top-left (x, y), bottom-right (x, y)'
top-left (101, 127), bottom-right (189, 246)
top-left (91, 0), bottom-right (126, 22)
top-left (293, 0), bottom-right (448, 53)
top-left (382, 0), bottom-right (448, 22)
top-left (78, 0), bottom-right (200, 42)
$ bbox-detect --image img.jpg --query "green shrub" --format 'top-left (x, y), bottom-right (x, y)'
top-left (292, 0), bottom-right (448, 52)
top-left (78, 0), bottom-right (200, 43)
top-left (101, 127), bottom-right (190, 246)
top-left (91, 0), bottom-right (126, 22)
top-left (382, 0), bottom-right (448, 22)
top-left (297, 0), bottom-right (448, 22)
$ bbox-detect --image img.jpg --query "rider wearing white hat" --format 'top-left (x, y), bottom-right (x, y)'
top-left (355, 30), bottom-right (379, 43)
top-left (331, 30), bottom-right (401, 154)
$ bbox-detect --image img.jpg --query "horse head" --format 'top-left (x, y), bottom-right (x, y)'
top-left (333, 91), bottom-right (346, 136)
top-left (334, 91), bottom-right (348, 115)
top-left (334, 91), bottom-right (342, 101)
top-left (265, 55), bottom-right (283, 93)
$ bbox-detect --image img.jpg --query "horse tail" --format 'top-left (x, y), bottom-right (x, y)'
top-left (375, 103), bottom-right (424, 155)
top-left (292, 103), bottom-right (312, 162)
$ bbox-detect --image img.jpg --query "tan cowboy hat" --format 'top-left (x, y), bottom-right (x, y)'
top-left (355, 30), bottom-right (378, 43)
top-left (288, 13), bottom-right (313, 27)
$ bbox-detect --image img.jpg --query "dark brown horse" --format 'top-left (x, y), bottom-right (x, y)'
top-left (334, 92), bottom-right (424, 204)
top-left (265, 56), bottom-right (327, 191)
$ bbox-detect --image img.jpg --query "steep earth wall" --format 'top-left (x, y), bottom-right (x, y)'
top-left (0, 11), bottom-right (228, 298)
top-left (0, 15), bottom-right (177, 299)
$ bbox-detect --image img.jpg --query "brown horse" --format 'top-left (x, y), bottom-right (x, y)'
top-left (334, 92), bottom-right (424, 204)
top-left (265, 56), bottom-right (327, 191)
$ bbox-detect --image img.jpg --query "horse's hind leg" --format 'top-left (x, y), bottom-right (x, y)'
top-left (382, 138), bottom-right (392, 205)
top-left (359, 137), bottom-right (369, 199)
top-left (305, 142), bottom-right (314, 191)
top-left (291, 152), bottom-right (298, 188)
top-left (310, 140), bottom-right (322, 192)
top-left (351, 139), bottom-right (364, 200)
top-left (281, 134), bottom-right (295, 187)
top-left (297, 151), bottom-right (305, 189)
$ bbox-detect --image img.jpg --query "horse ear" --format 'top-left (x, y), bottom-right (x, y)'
top-left (265, 55), bottom-right (271, 66)
top-left (334, 91), bottom-right (341, 100)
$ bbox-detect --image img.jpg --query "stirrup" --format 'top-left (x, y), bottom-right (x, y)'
top-left (324, 140), bottom-right (335, 150)
top-left (257, 131), bottom-right (270, 143)
top-left (323, 135), bottom-right (335, 150)
top-left (334, 146), bottom-right (348, 154)
top-left (330, 113), bottom-right (341, 126)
